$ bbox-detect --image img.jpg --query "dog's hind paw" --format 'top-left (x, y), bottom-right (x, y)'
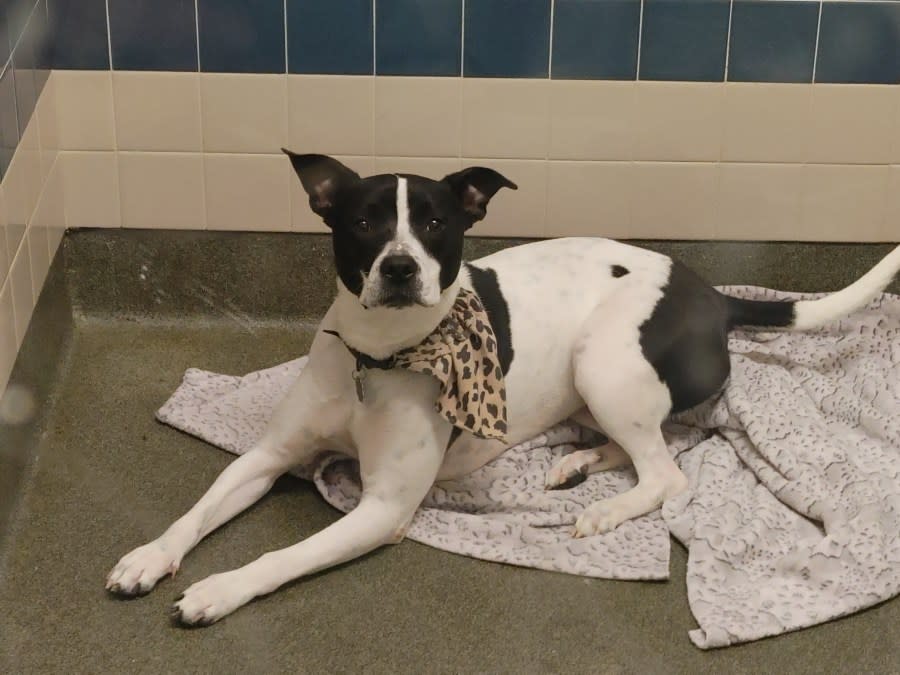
top-left (106, 540), bottom-right (180, 597)
top-left (545, 444), bottom-right (630, 490)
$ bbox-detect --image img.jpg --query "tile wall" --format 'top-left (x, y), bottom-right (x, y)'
top-left (1, 0), bottom-right (899, 395)
top-left (0, 0), bottom-right (61, 399)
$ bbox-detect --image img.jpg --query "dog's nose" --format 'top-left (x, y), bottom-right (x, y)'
top-left (380, 255), bottom-right (418, 283)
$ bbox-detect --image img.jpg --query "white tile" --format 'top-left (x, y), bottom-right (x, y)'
top-left (883, 166), bottom-right (900, 242)
top-left (40, 161), bottom-right (66, 260)
top-left (633, 82), bottom-right (724, 162)
top-left (0, 281), bottom-right (17, 393)
top-left (36, 72), bottom-right (58, 181)
top-left (548, 161), bottom-right (633, 238)
top-left (201, 74), bottom-right (288, 154)
top-left (54, 70), bottom-right (115, 150)
top-left (372, 156), bottom-right (461, 179)
top-left (114, 71), bottom-right (202, 151)
top-left (9, 244), bottom-right (34, 348)
top-left (801, 164), bottom-right (890, 241)
top-left (0, 186), bottom-right (7, 284)
top-left (61, 152), bottom-right (121, 228)
top-left (205, 154), bottom-right (290, 231)
top-left (462, 79), bottom-right (550, 160)
top-left (807, 85), bottom-right (899, 165)
top-left (289, 75), bottom-right (374, 156)
top-left (27, 225), bottom-right (50, 302)
top-left (374, 77), bottom-right (461, 157)
top-left (722, 83), bottom-right (812, 163)
top-left (119, 153), bottom-right (205, 229)
top-left (459, 158), bottom-right (547, 237)
top-left (717, 163), bottom-right (805, 241)
top-left (629, 162), bottom-right (719, 239)
top-left (549, 80), bottom-right (636, 161)
top-left (4, 122), bottom-right (42, 231)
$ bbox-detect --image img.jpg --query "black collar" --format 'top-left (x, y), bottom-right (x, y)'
top-left (323, 330), bottom-right (397, 370)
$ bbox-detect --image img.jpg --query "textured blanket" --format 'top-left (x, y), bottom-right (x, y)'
top-left (156, 287), bottom-right (900, 649)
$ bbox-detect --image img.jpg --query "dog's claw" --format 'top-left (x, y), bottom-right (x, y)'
top-left (546, 469), bottom-right (588, 490)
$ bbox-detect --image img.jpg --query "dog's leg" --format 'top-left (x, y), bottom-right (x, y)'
top-left (545, 443), bottom-right (631, 490)
top-left (570, 341), bottom-right (687, 537)
top-left (106, 364), bottom-right (344, 597)
top-left (171, 399), bottom-right (450, 626)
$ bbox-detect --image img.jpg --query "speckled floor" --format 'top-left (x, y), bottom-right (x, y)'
top-left (1, 231), bottom-right (898, 674)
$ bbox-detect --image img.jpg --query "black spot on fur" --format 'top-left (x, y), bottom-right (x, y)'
top-left (465, 263), bottom-right (514, 375)
top-left (611, 264), bottom-right (629, 278)
top-left (638, 260), bottom-right (732, 413)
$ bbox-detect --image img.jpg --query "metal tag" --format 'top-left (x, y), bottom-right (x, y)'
top-left (352, 367), bottom-right (366, 402)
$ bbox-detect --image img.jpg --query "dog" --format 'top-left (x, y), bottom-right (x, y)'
top-left (106, 152), bottom-right (900, 626)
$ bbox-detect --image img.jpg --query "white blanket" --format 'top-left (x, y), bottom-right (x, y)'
top-left (156, 287), bottom-right (900, 648)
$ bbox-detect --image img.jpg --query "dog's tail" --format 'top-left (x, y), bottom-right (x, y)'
top-left (724, 244), bottom-right (900, 330)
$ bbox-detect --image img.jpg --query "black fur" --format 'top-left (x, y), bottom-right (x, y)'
top-left (611, 265), bottom-right (629, 278)
top-left (639, 261), bottom-right (732, 413)
top-left (465, 263), bottom-right (515, 375)
top-left (725, 296), bottom-right (795, 329)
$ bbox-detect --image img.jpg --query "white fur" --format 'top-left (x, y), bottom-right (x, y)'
top-left (793, 244), bottom-right (900, 329)
top-left (108, 236), bottom-right (900, 625)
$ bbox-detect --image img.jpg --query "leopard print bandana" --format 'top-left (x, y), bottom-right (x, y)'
top-left (327, 288), bottom-right (508, 441)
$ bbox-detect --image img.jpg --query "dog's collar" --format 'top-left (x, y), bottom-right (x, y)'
top-left (322, 329), bottom-right (396, 371)
top-left (324, 288), bottom-right (509, 441)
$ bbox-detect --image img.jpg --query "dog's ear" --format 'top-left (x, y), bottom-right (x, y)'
top-left (282, 149), bottom-right (360, 222)
top-left (442, 167), bottom-right (518, 226)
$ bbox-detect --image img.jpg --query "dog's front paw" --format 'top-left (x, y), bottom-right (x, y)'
top-left (573, 501), bottom-right (627, 538)
top-left (171, 572), bottom-right (252, 627)
top-left (545, 452), bottom-right (591, 490)
top-left (106, 540), bottom-right (180, 597)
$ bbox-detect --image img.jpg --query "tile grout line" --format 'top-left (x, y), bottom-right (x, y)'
top-left (635, 0), bottom-right (644, 81)
top-left (811, 1), bottom-right (823, 84)
top-left (104, 0), bottom-right (113, 69)
top-left (1, 0), bottom-right (44, 146)
top-left (458, 0), bottom-right (465, 159)
top-left (372, 0), bottom-right (377, 76)
top-left (371, 0), bottom-right (377, 157)
top-left (547, 0), bottom-right (554, 79)
top-left (0, 0), bottom-right (41, 82)
top-left (460, 0), bottom-right (465, 77)
top-left (723, 0), bottom-right (734, 82)
top-left (283, 0), bottom-right (290, 228)
top-left (195, 0), bottom-right (201, 72)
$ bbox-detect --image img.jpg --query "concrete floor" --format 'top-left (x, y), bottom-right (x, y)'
top-left (1, 232), bottom-right (899, 673)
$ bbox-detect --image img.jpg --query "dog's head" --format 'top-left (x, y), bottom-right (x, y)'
top-left (284, 151), bottom-right (516, 309)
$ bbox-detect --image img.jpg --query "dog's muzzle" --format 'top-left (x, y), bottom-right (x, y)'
top-left (376, 254), bottom-right (421, 307)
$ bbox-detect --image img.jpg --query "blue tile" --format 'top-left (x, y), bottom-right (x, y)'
top-left (729, 1), bottom-right (818, 83)
top-left (12, 56), bottom-right (36, 135)
top-left (816, 2), bottom-right (900, 84)
top-left (47, 0), bottom-right (109, 69)
top-left (5, 0), bottom-right (33, 51)
top-left (640, 0), bottom-right (730, 82)
top-left (376, 0), bottom-right (461, 76)
top-left (551, 0), bottom-right (640, 80)
top-left (109, 0), bottom-right (197, 71)
top-left (0, 65), bottom-right (17, 178)
top-left (11, 0), bottom-right (48, 131)
top-left (465, 0), bottom-right (550, 78)
top-left (287, 0), bottom-right (372, 75)
top-left (198, 0), bottom-right (285, 73)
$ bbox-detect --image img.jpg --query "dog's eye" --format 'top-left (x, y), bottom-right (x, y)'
top-left (425, 217), bottom-right (445, 233)
top-left (354, 218), bottom-right (370, 232)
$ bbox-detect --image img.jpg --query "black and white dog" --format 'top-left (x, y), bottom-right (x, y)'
top-left (107, 153), bottom-right (900, 625)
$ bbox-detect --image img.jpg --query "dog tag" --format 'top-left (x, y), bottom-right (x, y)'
top-left (352, 367), bottom-right (366, 402)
